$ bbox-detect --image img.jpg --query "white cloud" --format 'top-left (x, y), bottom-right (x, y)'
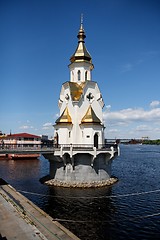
top-left (55, 113), bottom-right (59, 117)
top-left (150, 100), bottom-right (160, 108)
top-left (19, 125), bottom-right (34, 129)
top-left (120, 50), bottom-right (160, 74)
top-left (103, 107), bottom-right (160, 125)
top-left (42, 122), bottom-right (53, 130)
top-left (103, 102), bottom-right (160, 139)
top-left (106, 105), bottom-right (111, 110)
top-left (108, 128), bottom-right (119, 133)
top-left (144, 50), bottom-right (160, 57)
top-left (135, 125), bottom-right (152, 132)
top-left (43, 122), bottom-right (52, 127)
top-left (20, 125), bottom-right (29, 129)
top-left (121, 63), bottom-right (133, 73)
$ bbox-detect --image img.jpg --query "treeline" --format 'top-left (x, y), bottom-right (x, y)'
top-left (143, 139), bottom-right (160, 145)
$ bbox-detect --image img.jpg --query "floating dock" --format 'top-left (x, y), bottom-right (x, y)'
top-left (0, 178), bottom-right (80, 240)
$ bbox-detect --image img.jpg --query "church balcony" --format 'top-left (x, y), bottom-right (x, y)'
top-left (54, 143), bottom-right (120, 159)
top-left (0, 143), bottom-right (120, 159)
top-left (54, 143), bottom-right (118, 150)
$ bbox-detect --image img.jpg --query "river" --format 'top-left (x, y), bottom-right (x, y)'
top-left (0, 144), bottom-right (160, 240)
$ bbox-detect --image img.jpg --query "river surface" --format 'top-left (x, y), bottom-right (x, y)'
top-left (0, 144), bottom-right (160, 240)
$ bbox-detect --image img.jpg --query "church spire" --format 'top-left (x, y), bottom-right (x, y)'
top-left (77, 14), bottom-right (86, 43)
top-left (70, 15), bottom-right (92, 64)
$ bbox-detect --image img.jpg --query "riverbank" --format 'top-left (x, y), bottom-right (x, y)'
top-left (143, 139), bottom-right (160, 145)
top-left (0, 178), bottom-right (80, 240)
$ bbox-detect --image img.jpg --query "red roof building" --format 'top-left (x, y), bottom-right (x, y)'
top-left (1, 133), bottom-right (41, 147)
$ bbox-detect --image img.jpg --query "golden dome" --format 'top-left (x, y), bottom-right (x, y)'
top-left (70, 21), bottom-right (92, 64)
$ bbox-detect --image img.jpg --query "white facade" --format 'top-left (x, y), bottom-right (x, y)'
top-left (69, 62), bottom-right (92, 82)
top-left (44, 20), bottom-right (119, 187)
top-left (54, 22), bottom-right (105, 147)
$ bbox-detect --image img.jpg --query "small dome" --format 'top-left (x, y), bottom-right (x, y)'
top-left (70, 23), bottom-right (92, 64)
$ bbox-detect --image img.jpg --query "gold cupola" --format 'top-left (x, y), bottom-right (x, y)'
top-left (70, 18), bottom-right (93, 65)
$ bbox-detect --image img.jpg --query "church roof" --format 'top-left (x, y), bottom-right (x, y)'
top-left (55, 107), bottom-right (72, 124)
top-left (70, 21), bottom-right (92, 64)
top-left (81, 106), bottom-right (101, 124)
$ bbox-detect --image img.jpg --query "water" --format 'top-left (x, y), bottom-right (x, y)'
top-left (0, 144), bottom-right (160, 240)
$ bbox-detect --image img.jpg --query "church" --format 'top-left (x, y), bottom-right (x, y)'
top-left (44, 18), bottom-right (119, 187)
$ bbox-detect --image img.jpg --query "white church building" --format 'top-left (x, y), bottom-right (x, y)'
top-left (44, 19), bottom-right (119, 187)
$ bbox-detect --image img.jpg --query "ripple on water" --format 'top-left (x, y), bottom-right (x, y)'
top-left (0, 145), bottom-right (160, 239)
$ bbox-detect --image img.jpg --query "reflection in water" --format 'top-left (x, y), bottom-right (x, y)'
top-left (0, 157), bottom-right (49, 208)
top-left (1, 159), bottom-right (40, 185)
top-left (45, 187), bottom-right (116, 240)
top-left (1, 146), bottom-right (160, 239)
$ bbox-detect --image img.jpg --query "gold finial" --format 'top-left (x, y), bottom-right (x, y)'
top-left (77, 13), bottom-right (85, 42)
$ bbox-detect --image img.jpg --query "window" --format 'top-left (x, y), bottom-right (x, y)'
top-left (69, 131), bottom-right (71, 138)
top-left (85, 71), bottom-right (88, 81)
top-left (72, 71), bottom-right (74, 81)
top-left (78, 70), bottom-right (81, 81)
top-left (24, 138), bottom-right (34, 141)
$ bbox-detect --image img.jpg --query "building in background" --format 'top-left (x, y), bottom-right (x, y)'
top-left (0, 133), bottom-right (41, 159)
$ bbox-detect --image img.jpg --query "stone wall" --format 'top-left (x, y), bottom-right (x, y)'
top-left (48, 153), bottom-right (114, 187)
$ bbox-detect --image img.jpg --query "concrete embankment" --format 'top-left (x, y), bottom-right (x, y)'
top-left (0, 178), bottom-right (80, 240)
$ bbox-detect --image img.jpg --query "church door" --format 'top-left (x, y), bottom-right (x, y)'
top-left (94, 133), bottom-right (98, 148)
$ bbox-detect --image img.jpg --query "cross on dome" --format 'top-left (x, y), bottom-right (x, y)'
top-left (81, 13), bottom-right (83, 25)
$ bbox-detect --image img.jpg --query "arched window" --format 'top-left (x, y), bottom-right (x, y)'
top-left (85, 71), bottom-right (88, 81)
top-left (77, 70), bottom-right (81, 81)
top-left (72, 71), bottom-right (74, 81)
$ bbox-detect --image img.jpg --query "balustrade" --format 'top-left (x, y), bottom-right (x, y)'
top-left (0, 143), bottom-right (118, 154)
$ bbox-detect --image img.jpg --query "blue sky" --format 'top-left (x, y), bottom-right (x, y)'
top-left (0, 0), bottom-right (160, 139)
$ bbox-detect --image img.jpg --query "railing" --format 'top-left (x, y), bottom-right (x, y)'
top-left (0, 144), bottom-right (41, 150)
top-left (0, 143), bottom-right (118, 154)
top-left (53, 143), bottom-right (118, 151)
top-left (0, 144), bottom-right (54, 154)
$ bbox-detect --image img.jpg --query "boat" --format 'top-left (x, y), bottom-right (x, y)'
top-left (7, 153), bottom-right (40, 160)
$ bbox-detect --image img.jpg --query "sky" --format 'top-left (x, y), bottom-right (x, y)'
top-left (0, 0), bottom-right (160, 139)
